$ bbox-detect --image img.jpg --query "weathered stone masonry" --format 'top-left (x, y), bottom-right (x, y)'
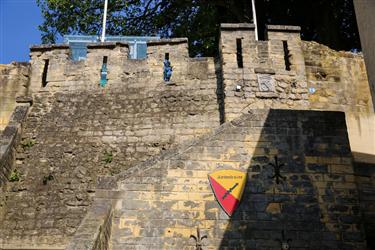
top-left (0, 23), bottom-right (374, 249)
top-left (0, 63), bottom-right (30, 131)
top-left (108, 110), bottom-right (366, 249)
top-left (219, 24), bottom-right (309, 121)
top-left (0, 97), bottom-right (31, 246)
top-left (0, 38), bottom-right (220, 248)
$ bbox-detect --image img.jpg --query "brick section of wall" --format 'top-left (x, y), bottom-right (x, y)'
top-left (110, 110), bottom-right (366, 249)
top-left (0, 63), bottom-right (30, 130)
top-left (0, 41), bottom-right (220, 246)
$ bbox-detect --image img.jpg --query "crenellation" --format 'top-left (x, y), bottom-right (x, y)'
top-left (266, 25), bottom-right (302, 42)
top-left (219, 23), bottom-right (310, 121)
top-left (28, 38), bottom-right (198, 93)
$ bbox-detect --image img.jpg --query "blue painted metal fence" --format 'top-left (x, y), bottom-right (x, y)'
top-left (63, 35), bottom-right (161, 86)
top-left (64, 35), bottom-right (98, 61)
top-left (64, 35), bottom-right (159, 60)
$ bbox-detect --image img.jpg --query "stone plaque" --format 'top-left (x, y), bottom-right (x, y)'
top-left (257, 74), bottom-right (275, 92)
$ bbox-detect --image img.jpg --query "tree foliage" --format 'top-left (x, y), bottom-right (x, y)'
top-left (37, 0), bottom-right (360, 56)
top-left (257, 0), bottom-right (360, 51)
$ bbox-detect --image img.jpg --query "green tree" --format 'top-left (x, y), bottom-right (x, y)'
top-left (257, 0), bottom-right (360, 51)
top-left (37, 0), bottom-right (360, 56)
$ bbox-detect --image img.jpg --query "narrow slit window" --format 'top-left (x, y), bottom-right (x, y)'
top-left (100, 56), bottom-right (108, 87)
top-left (236, 38), bottom-right (243, 68)
top-left (42, 59), bottom-right (49, 87)
top-left (165, 53), bottom-right (169, 60)
top-left (283, 41), bottom-right (291, 71)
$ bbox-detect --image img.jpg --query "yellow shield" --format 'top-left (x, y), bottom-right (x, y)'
top-left (208, 169), bottom-right (247, 216)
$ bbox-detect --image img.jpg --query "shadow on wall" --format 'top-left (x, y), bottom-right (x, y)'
top-left (217, 110), bottom-right (367, 249)
top-left (214, 56), bottom-right (225, 124)
top-left (108, 109), bottom-right (369, 249)
top-left (352, 152), bottom-right (375, 250)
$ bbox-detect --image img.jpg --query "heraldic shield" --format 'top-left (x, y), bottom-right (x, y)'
top-left (208, 169), bottom-right (247, 216)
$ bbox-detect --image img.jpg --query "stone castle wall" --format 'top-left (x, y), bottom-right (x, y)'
top-left (219, 24), bottom-right (374, 155)
top-left (28, 38), bottom-right (205, 92)
top-left (219, 24), bottom-right (309, 122)
top-left (0, 63), bottom-right (30, 130)
top-left (107, 110), bottom-right (365, 249)
top-left (0, 23), bottom-right (374, 249)
top-left (0, 39), bottom-right (221, 247)
top-left (218, 25), bottom-right (375, 242)
top-left (302, 41), bottom-right (375, 245)
top-left (303, 41), bottom-right (375, 158)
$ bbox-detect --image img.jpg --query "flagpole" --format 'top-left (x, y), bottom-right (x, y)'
top-left (251, 0), bottom-right (258, 41)
top-left (101, 0), bottom-right (108, 42)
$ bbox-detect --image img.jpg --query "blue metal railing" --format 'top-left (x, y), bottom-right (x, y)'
top-left (63, 35), bottom-right (160, 60)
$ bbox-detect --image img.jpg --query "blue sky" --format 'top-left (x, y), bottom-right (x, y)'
top-left (0, 0), bottom-right (43, 64)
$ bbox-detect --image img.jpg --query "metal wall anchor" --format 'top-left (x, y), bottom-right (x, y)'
top-left (269, 156), bottom-right (286, 184)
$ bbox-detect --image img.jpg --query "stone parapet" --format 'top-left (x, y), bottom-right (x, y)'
top-left (86, 42), bottom-right (128, 49)
top-left (30, 44), bottom-right (70, 52)
top-left (65, 200), bottom-right (113, 250)
top-left (220, 23), bottom-right (255, 30)
top-left (28, 38), bottom-right (193, 92)
top-left (0, 100), bottom-right (31, 243)
top-left (266, 25), bottom-right (301, 32)
top-left (0, 102), bottom-right (30, 186)
top-left (147, 37), bottom-right (188, 45)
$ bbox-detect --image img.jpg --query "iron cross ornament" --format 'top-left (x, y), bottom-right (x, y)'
top-left (269, 156), bottom-right (286, 184)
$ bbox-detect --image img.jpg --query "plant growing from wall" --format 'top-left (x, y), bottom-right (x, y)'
top-left (102, 151), bottom-right (113, 164)
top-left (42, 173), bottom-right (54, 185)
top-left (9, 169), bottom-right (20, 182)
top-left (21, 138), bottom-right (36, 149)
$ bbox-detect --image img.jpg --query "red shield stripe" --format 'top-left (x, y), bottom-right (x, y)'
top-left (209, 176), bottom-right (239, 216)
top-left (208, 169), bottom-right (247, 217)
